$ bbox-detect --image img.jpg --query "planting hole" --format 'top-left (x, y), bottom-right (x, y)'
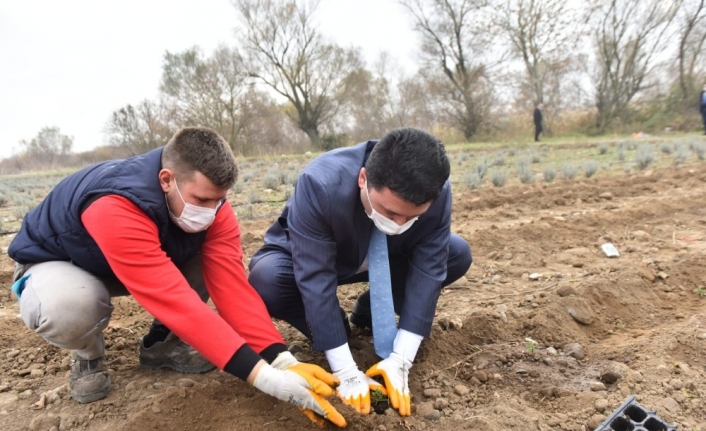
top-left (624, 405), bottom-right (647, 422)
top-left (644, 417), bottom-right (668, 431)
top-left (610, 417), bottom-right (635, 431)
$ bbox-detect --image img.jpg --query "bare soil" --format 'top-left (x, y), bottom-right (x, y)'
top-left (1, 162), bottom-right (705, 431)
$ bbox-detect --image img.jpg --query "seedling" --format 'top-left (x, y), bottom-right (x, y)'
top-left (616, 320), bottom-right (626, 329)
top-left (525, 337), bottom-right (537, 355)
top-left (694, 286), bottom-right (706, 297)
top-left (370, 388), bottom-right (389, 414)
top-left (371, 388), bottom-right (387, 404)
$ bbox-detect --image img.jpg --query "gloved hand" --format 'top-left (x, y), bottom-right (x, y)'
top-left (253, 359), bottom-right (346, 428)
top-left (366, 352), bottom-right (412, 416)
top-left (334, 364), bottom-right (384, 414)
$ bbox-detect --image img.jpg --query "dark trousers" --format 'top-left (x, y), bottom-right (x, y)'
top-left (248, 234), bottom-right (472, 339)
top-left (534, 124), bottom-right (542, 142)
top-left (701, 110), bottom-right (706, 133)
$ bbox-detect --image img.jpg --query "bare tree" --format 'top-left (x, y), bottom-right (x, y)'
top-left (233, 0), bottom-right (363, 148)
top-left (105, 100), bottom-right (177, 156)
top-left (19, 126), bottom-right (73, 168)
top-left (592, 0), bottom-right (681, 131)
top-left (237, 88), bottom-right (311, 155)
top-left (160, 46), bottom-right (249, 150)
top-left (677, 0), bottom-right (706, 101)
top-left (401, 0), bottom-right (496, 140)
top-left (496, 0), bottom-right (582, 133)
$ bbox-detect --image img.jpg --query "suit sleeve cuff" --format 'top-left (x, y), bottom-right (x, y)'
top-left (223, 345), bottom-right (262, 381)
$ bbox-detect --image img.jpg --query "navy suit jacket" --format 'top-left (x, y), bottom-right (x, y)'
top-left (251, 140), bottom-right (452, 350)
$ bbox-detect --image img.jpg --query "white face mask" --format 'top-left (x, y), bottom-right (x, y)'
top-left (167, 179), bottom-right (218, 233)
top-left (364, 181), bottom-right (418, 236)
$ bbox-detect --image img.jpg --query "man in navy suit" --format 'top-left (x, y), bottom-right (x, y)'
top-left (249, 128), bottom-right (472, 417)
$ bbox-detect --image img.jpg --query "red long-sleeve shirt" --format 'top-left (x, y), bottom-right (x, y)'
top-left (81, 195), bottom-right (285, 376)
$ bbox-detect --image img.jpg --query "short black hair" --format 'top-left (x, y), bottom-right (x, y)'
top-left (162, 127), bottom-right (238, 189)
top-left (365, 128), bottom-right (450, 205)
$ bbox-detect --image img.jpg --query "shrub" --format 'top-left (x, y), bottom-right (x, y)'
top-left (241, 172), bottom-right (254, 183)
top-left (693, 141), bottom-right (706, 160)
top-left (283, 185), bottom-right (294, 201)
top-left (673, 143), bottom-right (691, 165)
top-left (636, 144), bottom-right (654, 170)
top-left (247, 190), bottom-right (260, 204)
top-left (262, 174), bottom-right (281, 190)
top-left (624, 163), bottom-right (632, 173)
top-left (238, 204), bottom-right (255, 220)
top-left (490, 170), bottom-right (507, 187)
top-left (492, 151), bottom-right (506, 166)
top-left (474, 161), bottom-right (488, 179)
top-left (660, 142), bottom-right (673, 155)
top-left (598, 144), bottom-right (609, 155)
top-left (583, 161), bottom-right (599, 178)
top-left (543, 166), bottom-right (556, 183)
top-left (517, 158), bottom-right (534, 184)
top-left (456, 152), bottom-right (470, 165)
top-left (530, 152), bottom-right (541, 163)
top-left (285, 172), bottom-right (299, 187)
top-left (617, 147), bottom-right (627, 161)
top-left (562, 163), bottom-right (577, 179)
top-left (232, 182), bottom-right (244, 194)
top-left (463, 172), bottom-right (483, 189)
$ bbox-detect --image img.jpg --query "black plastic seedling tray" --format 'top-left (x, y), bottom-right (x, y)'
top-left (593, 395), bottom-right (677, 431)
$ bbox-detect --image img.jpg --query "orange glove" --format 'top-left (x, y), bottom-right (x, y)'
top-left (270, 351), bottom-right (347, 427)
top-left (366, 352), bottom-right (412, 416)
top-left (333, 365), bottom-right (384, 414)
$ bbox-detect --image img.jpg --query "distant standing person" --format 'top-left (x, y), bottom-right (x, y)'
top-left (534, 103), bottom-right (544, 142)
top-left (700, 84), bottom-right (706, 135)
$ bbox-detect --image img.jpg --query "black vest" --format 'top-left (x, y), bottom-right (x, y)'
top-left (9, 148), bottom-right (209, 278)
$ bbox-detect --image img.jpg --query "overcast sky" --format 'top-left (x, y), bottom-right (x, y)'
top-left (0, 0), bottom-right (418, 160)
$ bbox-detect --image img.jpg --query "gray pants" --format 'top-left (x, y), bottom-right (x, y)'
top-left (12, 257), bottom-right (207, 361)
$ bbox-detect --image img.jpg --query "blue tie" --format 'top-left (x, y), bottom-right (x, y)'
top-left (368, 227), bottom-right (397, 358)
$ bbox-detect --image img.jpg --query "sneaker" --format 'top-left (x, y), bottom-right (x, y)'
top-left (139, 332), bottom-right (215, 374)
top-left (69, 352), bottom-right (111, 404)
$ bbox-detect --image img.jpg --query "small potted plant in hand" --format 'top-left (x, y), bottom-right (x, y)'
top-left (371, 388), bottom-right (389, 414)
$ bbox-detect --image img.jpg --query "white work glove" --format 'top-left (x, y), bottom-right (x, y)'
top-left (253, 360), bottom-right (346, 427)
top-left (366, 352), bottom-right (412, 416)
top-left (334, 364), bottom-right (384, 414)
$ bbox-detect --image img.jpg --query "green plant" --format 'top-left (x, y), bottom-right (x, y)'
top-left (517, 158), bottom-right (534, 184)
top-left (562, 163), bottom-right (577, 179)
top-left (543, 166), bottom-right (556, 183)
top-left (490, 170), bottom-right (507, 187)
top-left (474, 161), bottom-right (488, 179)
top-left (636, 144), bottom-right (654, 170)
top-left (525, 337), bottom-right (537, 355)
top-left (371, 388), bottom-right (388, 404)
top-left (673, 144), bottom-right (691, 165)
top-left (616, 320), bottom-right (626, 329)
top-left (617, 147), bottom-right (627, 161)
top-left (247, 189), bottom-right (260, 204)
top-left (660, 142), bottom-right (673, 155)
top-left (694, 286), bottom-right (706, 297)
top-left (583, 161), bottom-right (599, 178)
top-left (463, 172), bottom-right (483, 189)
top-left (493, 151), bottom-right (506, 166)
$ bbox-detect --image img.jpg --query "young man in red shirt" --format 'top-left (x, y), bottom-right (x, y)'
top-left (8, 127), bottom-right (345, 427)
